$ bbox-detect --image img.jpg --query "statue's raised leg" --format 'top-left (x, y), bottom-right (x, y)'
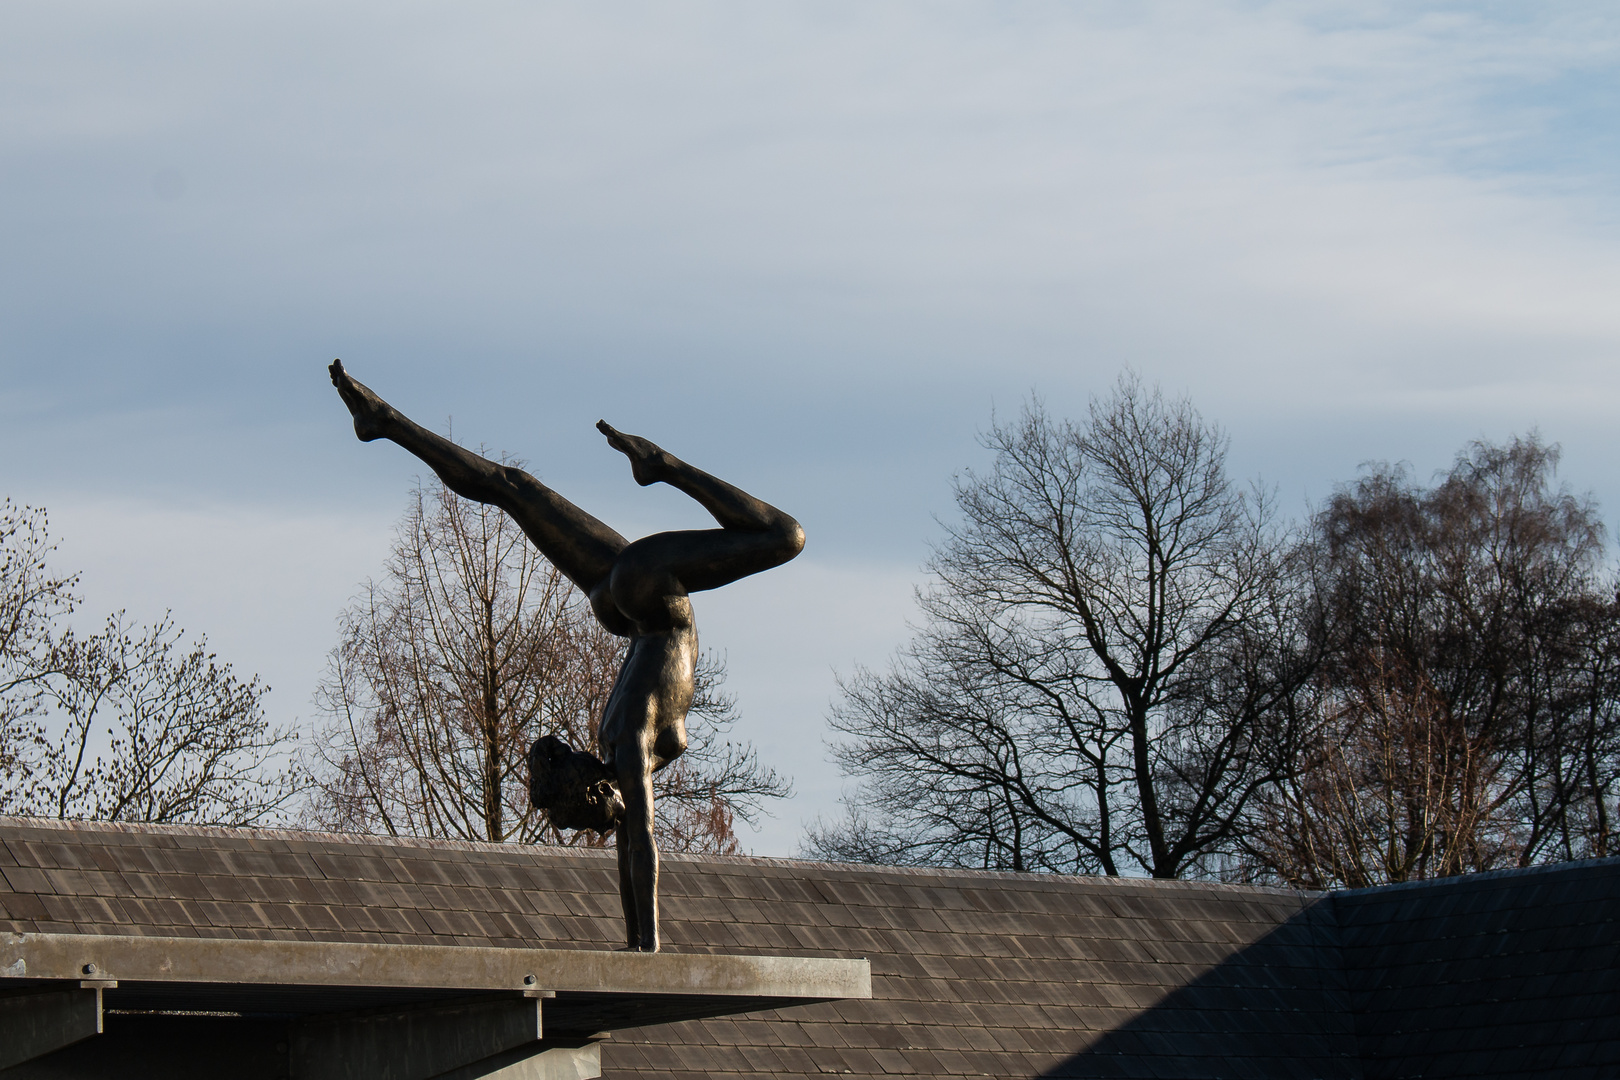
top-left (331, 360), bottom-right (629, 595)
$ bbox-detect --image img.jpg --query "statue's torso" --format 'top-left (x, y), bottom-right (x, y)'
top-left (596, 594), bottom-right (697, 769)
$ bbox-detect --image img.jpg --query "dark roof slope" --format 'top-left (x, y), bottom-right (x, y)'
top-left (4, 817), bottom-right (1618, 1079)
top-left (1335, 859), bottom-right (1620, 1080)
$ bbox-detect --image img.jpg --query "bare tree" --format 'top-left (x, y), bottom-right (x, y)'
top-left (807, 375), bottom-right (1301, 878)
top-left (0, 500), bottom-right (74, 803)
top-left (0, 499), bottom-right (301, 824)
top-left (28, 613), bottom-right (300, 824)
top-left (308, 476), bottom-right (791, 852)
top-left (1535, 593), bottom-right (1620, 861)
top-left (1245, 437), bottom-right (1620, 887)
top-left (1247, 652), bottom-right (1518, 888)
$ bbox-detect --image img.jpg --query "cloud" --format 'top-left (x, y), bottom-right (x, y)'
top-left (3, 2), bottom-right (1619, 851)
top-left (5, 5), bottom-right (1617, 381)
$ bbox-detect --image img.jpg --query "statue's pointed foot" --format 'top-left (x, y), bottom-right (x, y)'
top-left (597, 420), bottom-right (671, 487)
top-left (329, 360), bottom-right (391, 442)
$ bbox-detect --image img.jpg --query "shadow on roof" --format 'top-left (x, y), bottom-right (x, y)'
top-left (1048, 858), bottom-right (1620, 1080)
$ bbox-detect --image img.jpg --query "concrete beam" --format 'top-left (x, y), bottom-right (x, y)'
top-left (291, 996), bottom-right (543, 1080)
top-left (0, 988), bottom-right (103, 1070)
top-left (0, 1013), bottom-right (287, 1080)
top-left (0, 932), bottom-right (870, 1001)
top-left (429, 1038), bottom-right (602, 1080)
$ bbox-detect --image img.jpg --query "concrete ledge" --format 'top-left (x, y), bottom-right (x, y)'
top-left (1, 933), bottom-right (870, 1001)
top-left (2, 933), bottom-right (871, 1076)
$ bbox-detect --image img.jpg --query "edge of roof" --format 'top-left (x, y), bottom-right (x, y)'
top-left (1331, 852), bottom-right (1620, 898)
top-left (0, 814), bottom-right (1320, 898)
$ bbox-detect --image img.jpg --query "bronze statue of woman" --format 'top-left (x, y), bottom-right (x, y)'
top-left (328, 361), bottom-right (804, 952)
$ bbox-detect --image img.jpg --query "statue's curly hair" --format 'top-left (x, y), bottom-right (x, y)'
top-left (527, 735), bottom-right (625, 834)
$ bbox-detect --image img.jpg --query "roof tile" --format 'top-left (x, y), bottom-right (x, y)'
top-left (1, 818), bottom-right (1613, 1079)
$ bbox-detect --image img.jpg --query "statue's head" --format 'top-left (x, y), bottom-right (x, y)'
top-left (527, 735), bottom-right (624, 834)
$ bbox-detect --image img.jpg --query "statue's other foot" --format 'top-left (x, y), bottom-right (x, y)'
top-left (329, 359), bottom-right (392, 442)
top-left (597, 420), bottom-right (673, 487)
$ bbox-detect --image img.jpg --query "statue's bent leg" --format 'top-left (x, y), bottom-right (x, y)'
top-left (611, 527), bottom-right (805, 603)
top-left (597, 422), bottom-right (805, 560)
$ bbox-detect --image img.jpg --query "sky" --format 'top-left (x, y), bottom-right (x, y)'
top-left (3, 2), bottom-right (1619, 855)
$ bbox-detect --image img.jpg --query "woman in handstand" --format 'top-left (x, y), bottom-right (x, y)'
top-left (329, 360), bottom-right (804, 952)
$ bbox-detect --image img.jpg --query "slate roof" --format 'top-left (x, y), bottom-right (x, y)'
top-left (1335, 860), bottom-right (1620, 1079)
top-left (2, 816), bottom-right (1616, 1079)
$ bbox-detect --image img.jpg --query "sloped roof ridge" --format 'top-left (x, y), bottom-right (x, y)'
top-left (0, 814), bottom-right (617, 859)
top-left (735, 853), bottom-right (1321, 896)
top-left (1331, 852), bottom-right (1620, 897)
top-left (0, 815), bottom-right (1319, 896)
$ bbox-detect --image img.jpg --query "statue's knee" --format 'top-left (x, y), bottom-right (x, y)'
top-left (781, 519), bottom-right (806, 558)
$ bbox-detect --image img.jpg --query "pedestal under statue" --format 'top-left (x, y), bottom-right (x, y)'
top-left (329, 362), bottom-right (803, 952)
